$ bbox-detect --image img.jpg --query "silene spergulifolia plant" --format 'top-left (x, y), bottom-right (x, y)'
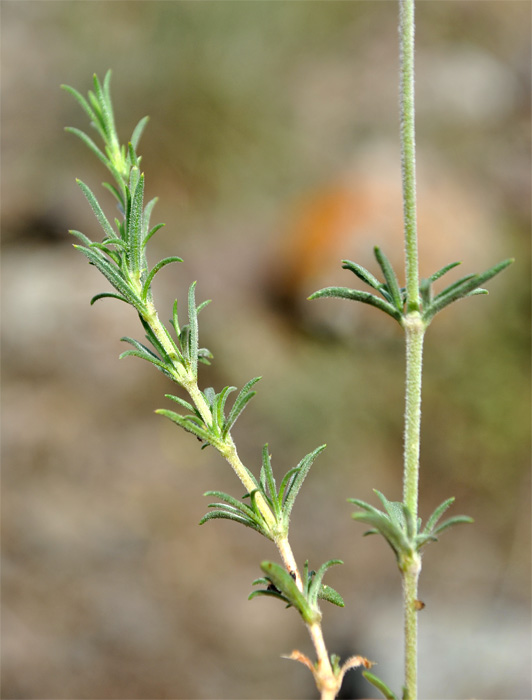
top-left (63, 1), bottom-right (512, 698)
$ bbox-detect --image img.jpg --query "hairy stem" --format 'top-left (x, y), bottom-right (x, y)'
top-left (399, 0), bottom-right (420, 312)
top-left (399, 1), bottom-right (423, 697)
top-left (308, 621), bottom-right (338, 700)
top-left (221, 438), bottom-right (278, 529)
top-left (402, 313), bottom-right (425, 521)
top-left (402, 555), bottom-right (421, 699)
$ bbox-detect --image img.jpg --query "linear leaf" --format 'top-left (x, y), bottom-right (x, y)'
top-left (199, 510), bottom-right (265, 533)
top-left (65, 127), bottom-right (109, 168)
top-left (223, 377), bottom-right (261, 437)
top-left (342, 259), bottom-right (384, 292)
top-left (127, 170), bottom-right (144, 273)
top-left (76, 179), bottom-right (116, 240)
top-left (317, 583), bottom-right (345, 608)
top-left (131, 115), bottom-right (149, 151)
top-left (308, 559), bottom-right (343, 607)
top-left (90, 292), bottom-right (129, 305)
top-left (362, 671), bottom-right (398, 700)
top-left (187, 282), bottom-right (199, 376)
top-left (73, 244), bottom-right (138, 305)
top-left (203, 490), bottom-right (256, 518)
top-left (156, 408), bottom-right (213, 444)
top-left (260, 561), bottom-right (317, 623)
top-left (374, 246), bottom-right (403, 311)
top-left (423, 497), bottom-right (455, 534)
top-left (428, 261), bottom-right (462, 283)
top-left (141, 256), bottom-right (183, 302)
top-left (282, 445), bottom-right (326, 524)
top-left (309, 286), bottom-right (403, 322)
top-left (61, 84), bottom-right (99, 127)
top-left (433, 515), bottom-right (474, 535)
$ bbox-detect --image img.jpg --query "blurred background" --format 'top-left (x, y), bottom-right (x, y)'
top-left (1, 2), bottom-right (530, 698)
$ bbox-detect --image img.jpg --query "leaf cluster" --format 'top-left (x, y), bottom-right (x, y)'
top-left (158, 376), bottom-right (260, 449)
top-left (309, 246), bottom-right (513, 326)
top-left (249, 559), bottom-right (344, 625)
top-left (64, 72), bottom-right (213, 386)
top-left (349, 490), bottom-right (473, 569)
top-left (199, 444), bottom-right (326, 539)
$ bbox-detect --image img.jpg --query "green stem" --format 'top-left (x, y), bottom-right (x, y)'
top-left (399, 0), bottom-right (420, 312)
top-left (402, 314), bottom-right (425, 521)
top-left (399, 1), bottom-right (423, 697)
top-left (402, 554), bottom-right (421, 700)
top-left (401, 314), bottom-right (424, 700)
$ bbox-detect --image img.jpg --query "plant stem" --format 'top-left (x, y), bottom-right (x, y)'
top-left (399, 1), bottom-right (424, 698)
top-left (402, 314), bottom-right (424, 521)
top-left (308, 621), bottom-right (338, 699)
top-left (399, 0), bottom-right (420, 313)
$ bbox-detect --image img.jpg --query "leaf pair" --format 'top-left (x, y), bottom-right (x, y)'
top-left (249, 559), bottom-right (344, 625)
top-left (310, 246), bottom-right (513, 326)
top-left (157, 373), bottom-right (257, 452)
top-left (199, 444), bottom-right (325, 539)
top-left (349, 490), bottom-right (473, 567)
top-left (121, 282), bottom-right (211, 384)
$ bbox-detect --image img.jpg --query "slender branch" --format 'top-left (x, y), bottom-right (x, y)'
top-left (399, 2), bottom-right (424, 698)
top-left (402, 314), bottom-right (425, 521)
top-left (399, 0), bottom-right (420, 312)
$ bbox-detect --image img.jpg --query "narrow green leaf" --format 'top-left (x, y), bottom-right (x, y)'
top-left (282, 445), bottom-right (326, 523)
top-left (374, 246), bottom-right (403, 311)
top-left (260, 445), bottom-right (278, 508)
top-left (260, 561), bottom-right (318, 623)
top-left (93, 72), bottom-right (114, 143)
top-left (102, 181), bottom-right (125, 210)
top-left (172, 299), bottom-right (180, 336)
top-left (127, 170), bottom-right (145, 273)
top-left (199, 510), bottom-right (266, 534)
top-left (433, 515), bottom-right (474, 535)
top-left (164, 393), bottom-right (196, 414)
top-left (90, 292), bottom-right (129, 305)
top-left (143, 222), bottom-right (166, 249)
top-left (373, 490), bottom-right (405, 530)
top-left (73, 244), bottom-right (138, 306)
top-left (187, 282), bottom-right (199, 376)
top-left (119, 349), bottom-right (173, 377)
top-left (203, 490), bottom-right (257, 517)
top-left (76, 179), bottom-right (116, 240)
top-left (352, 511), bottom-right (410, 556)
top-left (317, 583), bottom-right (345, 608)
top-left (131, 115), bottom-right (149, 150)
top-left (308, 559), bottom-right (343, 607)
top-left (342, 259), bottom-right (384, 292)
top-left (277, 466), bottom-right (300, 511)
top-left (141, 256), bottom-right (183, 302)
top-left (423, 497), bottom-right (455, 534)
top-left (65, 127), bottom-right (109, 168)
top-left (156, 408), bottom-right (213, 444)
top-left (309, 286), bottom-right (403, 322)
top-left (223, 377), bottom-right (261, 437)
top-left (362, 671), bottom-right (398, 700)
top-left (248, 589), bottom-right (290, 604)
top-left (62, 84), bottom-right (99, 129)
top-left (423, 258), bottom-right (513, 322)
top-left (428, 261), bottom-right (462, 283)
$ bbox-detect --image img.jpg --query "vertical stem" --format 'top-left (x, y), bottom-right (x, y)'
top-left (399, 1), bottom-right (423, 698)
top-left (399, 0), bottom-right (420, 312)
top-left (402, 315), bottom-right (425, 521)
top-left (402, 315), bottom-right (424, 700)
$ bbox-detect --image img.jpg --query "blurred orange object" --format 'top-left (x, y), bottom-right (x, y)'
top-left (264, 143), bottom-right (503, 334)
